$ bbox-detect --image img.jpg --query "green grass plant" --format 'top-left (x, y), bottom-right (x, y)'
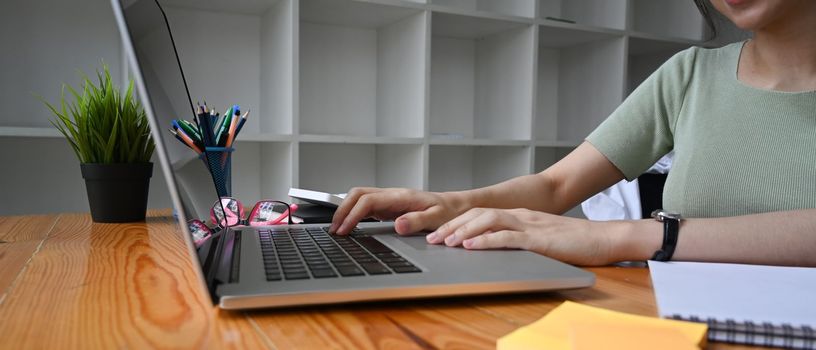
top-left (42, 65), bottom-right (154, 164)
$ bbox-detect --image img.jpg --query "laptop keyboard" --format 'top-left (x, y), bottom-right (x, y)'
top-left (259, 227), bottom-right (422, 281)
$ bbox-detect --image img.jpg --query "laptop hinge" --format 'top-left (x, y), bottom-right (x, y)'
top-left (203, 229), bottom-right (241, 302)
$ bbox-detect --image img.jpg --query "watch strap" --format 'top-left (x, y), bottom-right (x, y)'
top-left (651, 217), bottom-right (679, 261)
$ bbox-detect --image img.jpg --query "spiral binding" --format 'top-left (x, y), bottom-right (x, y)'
top-left (669, 314), bottom-right (815, 349)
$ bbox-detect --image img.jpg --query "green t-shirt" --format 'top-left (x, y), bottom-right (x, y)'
top-left (586, 41), bottom-right (816, 218)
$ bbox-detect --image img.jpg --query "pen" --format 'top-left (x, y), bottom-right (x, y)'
top-left (169, 128), bottom-right (185, 144)
top-left (215, 106), bottom-right (234, 147)
top-left (234, 110), bottom-right (249, 137)
top-left (169, 128), bottom-right (202, 154)
top-left (197, 110), bottom-right (216, 147)
top-left (225, 108), bottom-right (240, 148)
top-left (173, 119), bottom-right (202, 147)
top-left (177, 119), bottom-right (203, 145)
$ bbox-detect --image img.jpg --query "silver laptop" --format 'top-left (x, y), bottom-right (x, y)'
top-left (111, 0), bottom-right (593, 310)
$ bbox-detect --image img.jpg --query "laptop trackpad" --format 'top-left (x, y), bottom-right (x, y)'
top-left (395, 235), bottom-right (448, 251)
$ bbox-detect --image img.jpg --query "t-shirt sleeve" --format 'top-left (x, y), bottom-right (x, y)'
top-left (586, 47), bottom-right (698, 180)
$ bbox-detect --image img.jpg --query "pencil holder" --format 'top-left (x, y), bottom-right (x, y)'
top-left (199, 147), bottom-right (234, 198)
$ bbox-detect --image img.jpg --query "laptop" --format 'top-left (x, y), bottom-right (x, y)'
top-left (111, 0), bottom-right (594, 309)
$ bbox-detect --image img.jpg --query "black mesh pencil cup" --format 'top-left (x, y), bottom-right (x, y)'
top-left (199, 146), bottom-right (234, 198)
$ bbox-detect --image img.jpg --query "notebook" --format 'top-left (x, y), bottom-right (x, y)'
top-left (649, 261), bottom-right (816, 349)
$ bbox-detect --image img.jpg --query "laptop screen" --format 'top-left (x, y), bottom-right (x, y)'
top-left (114, 0), bottom-right (244, 299)
top-left (119, 0), bottom-right (222, 219)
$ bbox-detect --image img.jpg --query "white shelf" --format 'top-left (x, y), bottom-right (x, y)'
top-left (428, 137), bottom-right (529, 146)
top-left (0, 0), bottom-right (124, 130)
top-left (536, 25), bottom-right (625, 143)
top-left (4, 0), bottom-right (746, 215)
top-left (534, 140), bottom-right (581, 148)
top-left (298, 142), bottom-right (424, 193)
top-left (629, 0), bottom-right (704, 41)
top-left (534, 146), bottom-right (572, 172)
top-left (298, 134), bottom-right (423, 144)
top-left (430, 0), bottom-right (536, 19)
top-left (0, 127), bottom-right (62, 138)
top-left (430, 12), bottom-right (535, 141)
top-left (429, 145), bottom-right (531, 192)
top-left (539, 0), bottom-right (627, 30)
top-left (160, 0), bottom-right (281, 14)
top-left (299, 0), bottom-right (426, 138)
top-left (237, 133), bottom-right (295, 142)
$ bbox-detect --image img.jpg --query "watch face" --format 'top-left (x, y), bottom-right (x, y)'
top-left (652, 210), bottom-right (683, 221)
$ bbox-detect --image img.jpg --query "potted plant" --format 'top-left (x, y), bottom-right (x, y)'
top-left (42, 65), bottom-right (155, 223)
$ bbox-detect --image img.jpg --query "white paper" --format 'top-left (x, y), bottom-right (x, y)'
top-left (649, 261), bottom-right (816, 327)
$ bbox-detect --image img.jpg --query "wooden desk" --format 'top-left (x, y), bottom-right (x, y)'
top-left (0, 211), bottom-right (766, 349)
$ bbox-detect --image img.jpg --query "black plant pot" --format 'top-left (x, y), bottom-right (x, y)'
top-left (80, 163), bottom-right (153, 223)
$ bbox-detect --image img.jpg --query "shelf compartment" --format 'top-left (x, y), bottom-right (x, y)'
top-left (429, 145), bottom-right (530, 192)
top-left (299, 0), bottom-right (427, 138)
top-left (535, 146), bottom-right (584, 218)
top-left (629, 0), bottom-right (704, 41)
top-left (533, 146), bottom-right (573, 172)
top-left (538, 0), bottom-right (626, 30)
top-left (431, 0), bottom-right (535, 18)
top-left (536, 26), bottom-right (625, 143)
top-left (627, 37), bottom-right (690, 95)
top-left (298, 143), bottom-right (423, 194)
top-left (430, 12), bottom-right (535, 141)
top-left (1, 0), bottom-right (123, 129)
top-left (160, 2), bottom-right (295, 135)
top-left (0, 127), bottom-right (62, 138)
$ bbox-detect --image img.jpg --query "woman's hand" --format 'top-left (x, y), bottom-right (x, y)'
top-left (330, 187), bottom-right (471, 235)
top-left (427, 208), bottom-right (623, 266)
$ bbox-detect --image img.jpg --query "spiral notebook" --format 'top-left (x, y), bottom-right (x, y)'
top-left (649, 261), bottom-right (816, 349)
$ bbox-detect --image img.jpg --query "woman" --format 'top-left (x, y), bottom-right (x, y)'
top-left (330, 0), bottom-right (816, 267)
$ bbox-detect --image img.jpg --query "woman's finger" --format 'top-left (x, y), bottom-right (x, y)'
top-left (330, 187), bottom-right (379, 233)
top-left (442, 209), bottom-right (513, 247)
top-left (462, 230), bottom-right (531, 250)
top-left (394, 206), bottom-right (445, 235)
top-left (426, 208), bottom-right (485, 244)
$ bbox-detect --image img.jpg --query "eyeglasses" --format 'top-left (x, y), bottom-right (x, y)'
top-left (210, 197), bottom-right (299, 228)
top-left (187, 219), bottom-right (214, 247)
top-left (187, 198), bottom-right (300, 248)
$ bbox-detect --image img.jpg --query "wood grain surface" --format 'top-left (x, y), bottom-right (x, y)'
top-left (0, 211), bottom-right (769, 349)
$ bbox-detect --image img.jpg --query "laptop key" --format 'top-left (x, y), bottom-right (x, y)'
top-left (353, 236), bottom-right (392, 254)
top-left (392, 266), bottom-right (422, 273)
top-left (311, 268), bottom-right (337, 278)
top-left (385, 261), bottom-right (414, 268)
top-left (360, 262), bottom-right (391, 275)
top-left (337, 266), bottom-right (364, 276)
top-left (284, 272), bottom-right (309, 280)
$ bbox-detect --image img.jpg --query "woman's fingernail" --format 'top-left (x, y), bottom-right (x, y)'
top-left (463, 239), bottom-right (473, 248)
top-left (444, 233), bottom-right (456, 245)
top-left (426, 232), bottom-right (437, 242)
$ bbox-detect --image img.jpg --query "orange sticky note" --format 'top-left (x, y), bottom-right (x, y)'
top-left (497, 301), bottom-right (708, 350)
top-left (569, 321), bottom-right (700, 350)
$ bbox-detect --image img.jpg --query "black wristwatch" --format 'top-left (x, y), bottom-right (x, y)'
top-left (650, 209), bottom-right (682, 261)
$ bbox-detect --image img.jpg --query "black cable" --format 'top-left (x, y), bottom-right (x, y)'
top-left (154, 0), bottom-right (196, 119)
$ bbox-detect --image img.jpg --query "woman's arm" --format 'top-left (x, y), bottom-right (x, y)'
top-left (612, 209), bottom-right (816, 267)
top-left (426, 142), bottom-right (816, 267)
top-left (331, 142), bottom-right (624, 234)
top-left (464, 142), bottom-right (625, 214)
